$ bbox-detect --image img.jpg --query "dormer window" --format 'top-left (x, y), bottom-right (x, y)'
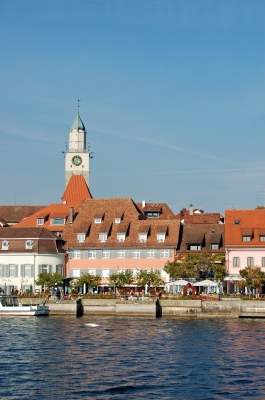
top-left (242, 236), bottom-right (251, 242)
top-left (117, 233), bottom-right (126, 242)
top-left (234, 220), bottom-right (240, 225)
top-left (37, 213), bottom-right (49, 225)
top-left (99, 233), bottom-right (107, 242)
top-left (138, 233), bottom-right (147, 243)
top-left (241, 228), bottom-right (253, 242)
top-left (77, 234), bottom-right (85, 243)
top-left (25, 240), bottom-right (33, 250)
top-left (1, 240), bottom-right (9, 250)
top-left (157, 233), bottom-right (166, 243)
top-left (211, 244), bottom-right (219, 250)
top-left (94, 213), bottom-right (104, 224)
top-left (115, 218), bottom-right (121, 224)
top-left (145, 212), bottom-right (159, 218)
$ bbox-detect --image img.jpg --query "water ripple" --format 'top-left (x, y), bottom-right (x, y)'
top-left (0, 316), bottom-right (265, 399)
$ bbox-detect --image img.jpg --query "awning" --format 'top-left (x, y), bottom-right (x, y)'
top-left (223, 275), bottom-right (242, 281)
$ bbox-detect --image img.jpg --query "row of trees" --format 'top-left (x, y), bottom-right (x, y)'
top-left (34, 269), bottom-right (164, 293)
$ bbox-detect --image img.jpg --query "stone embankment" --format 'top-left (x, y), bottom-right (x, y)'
top-left (20, 297), bottom-right (265, 318)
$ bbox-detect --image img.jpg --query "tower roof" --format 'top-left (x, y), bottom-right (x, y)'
top-left (62, 175), bottom-right (93, 204)
top-left (70, 112), bottom-right (86, 131)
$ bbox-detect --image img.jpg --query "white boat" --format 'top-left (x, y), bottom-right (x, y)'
top-left (0, 295), bottom-right (50, 316)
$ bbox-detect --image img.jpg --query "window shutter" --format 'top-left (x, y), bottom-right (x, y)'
top-left (6, 265), bottom-right (10, 278)
top-left (68, 269), bottom-right (73, 278)
top-left (83, 250), bottom-right (89, 259)
top-left (154, 250), bottom-right (160, 258)
top-left (49, 265), bottom-right (52, 273)
top-left (38, 265), bottom-right (42, 274)
top-left (69, 250), bottom-right (74, 259)
top-left (96, 250), bottom-right (102, 259)
top-left (15, 265), bottom-right (18, 278)
top-left (96, 269), bottom-right (102, 277)
top-left (31, 265), bottom-right (34, 278)
top-left (21, 264), bottom-right (25, 278)
top-left (140, 250), bottom-right (146, 258)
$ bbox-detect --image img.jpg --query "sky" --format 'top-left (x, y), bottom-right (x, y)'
top-left (0, 0), bottom-right (265, 215)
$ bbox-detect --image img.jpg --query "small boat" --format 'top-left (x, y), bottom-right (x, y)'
top-left (0, 295), bottom-right (50, 316)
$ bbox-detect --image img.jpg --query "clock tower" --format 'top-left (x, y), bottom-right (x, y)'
top-left (65, 110), bottom-right (90, 188)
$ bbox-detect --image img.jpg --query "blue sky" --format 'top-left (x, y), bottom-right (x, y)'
top-left (0, 0), bottom-right (264, 214)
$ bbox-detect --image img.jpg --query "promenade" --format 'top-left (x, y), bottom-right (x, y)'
top-left (19, 297), bottom-right (265, 318)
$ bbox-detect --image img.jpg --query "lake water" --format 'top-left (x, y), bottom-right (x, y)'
top-left (0, 316), bottom-right (264, 399)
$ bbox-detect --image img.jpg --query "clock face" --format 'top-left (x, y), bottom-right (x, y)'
top-left (72, 155), bottom-right (82, 166)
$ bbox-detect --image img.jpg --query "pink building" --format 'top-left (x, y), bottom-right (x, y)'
top-left (225, 208), bottom-right (265, 294)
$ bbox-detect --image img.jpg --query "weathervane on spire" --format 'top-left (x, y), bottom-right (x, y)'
top-left (77, 99), bottom-right (81, 111)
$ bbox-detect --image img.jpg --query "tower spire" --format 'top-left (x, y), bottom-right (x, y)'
top-left (77, 99), bottom-right (81, 113)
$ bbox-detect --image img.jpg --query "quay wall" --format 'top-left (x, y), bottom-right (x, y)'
top-left (19, 298), bottom-right (265, 317)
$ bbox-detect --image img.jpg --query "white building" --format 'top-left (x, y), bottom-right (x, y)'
top-left (0, 227), bottom-right (65, 294)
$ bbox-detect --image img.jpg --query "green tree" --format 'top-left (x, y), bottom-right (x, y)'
top-left (164, 253), bottom-right (226, 281)
top-left (74, 273), bottom-right (101, 290)
top-left (164, 260), bottom-right (189, 280)
top-left (35, 272), bottom-right (63, 290)
top-left (135, 269), bottom-right (164, 290)
top-left (109, 269), bottom-right (134, 288)
top-left (239, 266), bottom-right (265, 293)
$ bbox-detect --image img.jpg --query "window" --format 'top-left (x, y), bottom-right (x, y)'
top-left (189, 245), bottom-right (201, 250)
top-left (1, 240), bottom-right (9, 250)
top-left (234, 220), bottom-right (240, 225)
top-left (40, 265), bottom-right (49, 273)
top-left (117, 250), bottom-right (125, 258)
top-left (161, 250), bottom-right (169, 258)
top-left (99, 234), bottom-right (107, 242)
top-left (102, 250), bottom-right (110, 259)
top-left (157, 233), bottom-right (166, 243)
top-left (73, 251), bottom-right (80, 259)
top-left (233, 257), bottom-right (240, 267)
top-left (247, 257), bottom-right (254, 267)
top-left (147, 250), bottom-right (154, 258)
top-left (56, 264), bottom-right (63, 276)
top-left (77, 234), bottom-right (85, 243)
top-left (94, 218), bottom-right (102, 224)
top-left (9, 265), bottom-right (16, 278)
top-left (88, 269), bottom-right (96, 276)
top-left (262, 257), bottom-right (265, 267)
top-left (242, 236), bottom-right (251, 242)
top-left (117, 233), bottom-right (126, 242)
top-left (25, 240), bottom-right (33, 249)
top-left (211, 244), bottom-right (219, 250)
top-left (72, 269), bottom-right (80, 278)
top-left (260, 236), bottom-right (265, 242)
top-left (115, 218), bottom-right (121, 224)
top-left (37, 218), bottom-right (44, 225)
top-left (138, 233), bottom-right (147, 242)
top-left (102, 269), bottom-right (109, 278)
top-left (50, 217), bottom-right (65, 225)
top-left (145, 212), bottom-right (159, 218)
top-left (24, 264), bottom-right (32, 278)
top-left (88, 251), bottom-right (96, 259)
top-left (133, 250), bottom-right (140, 258)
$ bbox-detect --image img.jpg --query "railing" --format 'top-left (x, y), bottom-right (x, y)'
top-left (65, 148), bottom-right (89, 153)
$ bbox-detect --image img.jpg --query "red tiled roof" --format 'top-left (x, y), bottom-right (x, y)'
top-left (13, 204), bottom-right (77, 232)
top-left (136, 203), bottom-right (176, 219)
top-left (62, 198), bottom-right (180, 249)
top-left (225, 209), bottom-right (265, 247)
top-left (61, 175), bottom-right (93, 204)
top-left (0, 206), bottom-right (45, 223)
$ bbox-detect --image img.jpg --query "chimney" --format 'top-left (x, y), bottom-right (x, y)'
top-left (142, 200), bottom-right (146, 208)
top-left (69, 207), bottom-right (74, 224)
top-left (189, 204), bottom-right (194, 216)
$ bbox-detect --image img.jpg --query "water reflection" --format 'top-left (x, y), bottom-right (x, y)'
top-left (0, 316), bottom-right (265, 399)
